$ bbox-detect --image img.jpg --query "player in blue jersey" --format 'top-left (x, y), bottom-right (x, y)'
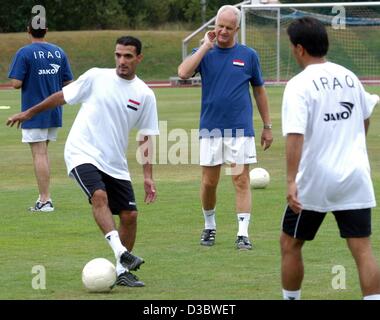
top-left (178, 5), bottom-right (273, 250)
top-left (8, 18), bottom-right (73, 212)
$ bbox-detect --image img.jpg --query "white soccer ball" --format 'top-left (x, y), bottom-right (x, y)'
top-left (250, 167), bottom-right (270, 189)
top-left (82, 258), bottom-right (116, 293)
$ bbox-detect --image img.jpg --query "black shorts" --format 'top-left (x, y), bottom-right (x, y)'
top-left (71, 163), bottom-right (137, 215)
top-left (281, 206), bottom-right (371, 240)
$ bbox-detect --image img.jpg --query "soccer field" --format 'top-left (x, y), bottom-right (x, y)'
top-left (0, 86), bottom-right (379, 300)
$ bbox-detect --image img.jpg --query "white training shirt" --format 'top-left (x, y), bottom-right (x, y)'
top-left (282, 61), bottom-right (378, 212)
top-left (62, 68), bottom-right (159, 181)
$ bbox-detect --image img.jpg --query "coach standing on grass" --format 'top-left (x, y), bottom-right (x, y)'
top-left (280, 17), bottom-right (380, 300)
top-left (8, 17), bottom-right (73, 212)
top-left (7, 36), bottom-right (159, 288)
top-left (178, 5), bottom-right (273, 250)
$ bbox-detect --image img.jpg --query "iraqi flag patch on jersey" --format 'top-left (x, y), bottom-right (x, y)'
top-left (233, 59), bottom-right (245, 67)
top-left (127, 99), bottom-right (140, 111)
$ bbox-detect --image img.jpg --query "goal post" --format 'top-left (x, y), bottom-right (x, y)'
top-left (241, 2), bottom-right (380, 84)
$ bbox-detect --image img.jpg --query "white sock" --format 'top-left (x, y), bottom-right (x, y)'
top-left (38, 195), bottom-right (51, 203)
top-left (104, 230), bottom-right (127, 259)
top-left (116, 260), bottom-right (127, 276)
top-left (282, 289), bottom-right (301, 300)
top-left (363, 294), bottom-right (380, 300)
top-left (237, 213), bottom-right (250, 237)
top-left (203, 208), bottom-right (216, 230)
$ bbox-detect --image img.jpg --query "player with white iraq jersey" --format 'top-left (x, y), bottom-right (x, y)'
top-left (280, 16), bottom-right (380, 300)
top-left (63, 67), bottom-right (157, 182)
top-left (282, 61), bottom-right (378, 212)
top-left (7, 36), bottom-right (159, 288)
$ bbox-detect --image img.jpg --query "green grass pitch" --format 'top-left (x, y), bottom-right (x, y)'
top-left (0, 85), bottom-right (379, 300)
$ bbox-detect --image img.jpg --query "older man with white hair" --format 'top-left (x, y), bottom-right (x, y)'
top-left (178, 5), bottom-right (273, 250)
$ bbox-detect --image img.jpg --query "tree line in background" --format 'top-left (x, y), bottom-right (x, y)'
top-left (0, 0), bottom-right (238, 32)
top-left (0, 0), bottom-right (373, 32)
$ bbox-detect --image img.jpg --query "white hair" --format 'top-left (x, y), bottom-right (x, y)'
top-left (216, 5), bottom-right (241, 27)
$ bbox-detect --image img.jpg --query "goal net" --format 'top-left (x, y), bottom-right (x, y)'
top-left (241, 2), bottom-right (380, 84)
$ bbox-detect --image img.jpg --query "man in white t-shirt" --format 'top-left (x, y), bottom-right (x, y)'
top-left (281, 17), bottom-right (380, 300)
top-left (7, 36), bottom-right (159, 288)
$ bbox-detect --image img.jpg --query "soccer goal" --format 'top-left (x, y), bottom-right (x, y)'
top-left (241, 1), bottom-right (380, 84)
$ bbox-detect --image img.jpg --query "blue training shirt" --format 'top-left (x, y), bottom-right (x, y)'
top-left (8, 42), bottom-right (73, 129)
top-left (195, 43), bottom-right (264, 137)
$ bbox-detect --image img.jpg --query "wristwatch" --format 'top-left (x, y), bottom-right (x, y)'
top-left (263, 123), bottom-right (272, 129)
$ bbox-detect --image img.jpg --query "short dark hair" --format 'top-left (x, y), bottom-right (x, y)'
top-left (28, 17), bottom-right (47, 38)
top-left (287, 17), bottom-right (329, 57)
top-left (116, 36), bottom-right (142, 55)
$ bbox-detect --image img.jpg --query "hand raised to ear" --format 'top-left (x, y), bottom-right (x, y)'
top-left (202, 30), bottom-right (216, 49)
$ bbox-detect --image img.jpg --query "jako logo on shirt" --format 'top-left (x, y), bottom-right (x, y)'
top-left (38, 64), bottom-right (61, 75)
top-left (324, 102), bottom-right (354, 122)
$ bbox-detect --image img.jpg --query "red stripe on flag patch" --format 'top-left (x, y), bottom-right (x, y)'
top-left (128, 99), bottom-right (140, 105)
top-left (233, 59), bottom-right (245, 67)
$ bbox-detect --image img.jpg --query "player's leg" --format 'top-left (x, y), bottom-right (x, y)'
top-left (346, 237), bottom-right (380, 299)
top-left (30, 141), bottom-right (51, 201)
top-left (201, 165), bottom-right (221, 210)
top-left (117, 210), bottom-right (144, 287)
top-left (119, 210), bottom-right (138, 252)
top-left (90, 189), bottom-right (117, 233)
top-left (71, 164), bottom-right (142, 273)
top-left (231, 164), bottom-right (252, 249)
top-left (105, 176), bottom-right (139, 253)
top-left (280, 232), bottom-right (304, 299)
top-left (23, 128), bottom-right (54, 212)
top-left (91, 189), bottom-right (143, 274)
top-left (227, 136), bottom-right (256, 250)
top-left (93, 192), bottom-right (143, 272)
top-left (199, 132), bottom-right (223, 246)
top-left (103, 175), bottom-right (145, 287)
top-left (280, 207), bottom-right (326, 299)
top-left (231, 164), bottom-right (251, 212)
top-left (200, 165), bottom-right (221, 246)
top-left (334, 208), bottom-right (380, 299)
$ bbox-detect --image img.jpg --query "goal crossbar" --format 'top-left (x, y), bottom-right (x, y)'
top-left (241, 2), bottom-right (380, 84)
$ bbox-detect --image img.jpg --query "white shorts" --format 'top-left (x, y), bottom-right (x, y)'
top-left (200, 136), bottom-right (257, 166)
top-left (22, 128), bottom-right (59, 143)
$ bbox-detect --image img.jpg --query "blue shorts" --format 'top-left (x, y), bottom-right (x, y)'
top-left (70, 163), bottom-right (137, 215)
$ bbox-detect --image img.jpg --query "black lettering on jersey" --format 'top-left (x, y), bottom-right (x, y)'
top-left (312, 80), bottom-right (320, 91)
top-left (324, 113), bottom-right (335, 121)
top-left (313, 74), bottom-right (356, 91)
top-left (345, 75), bottom-right (355, 88)
top-left (320, 77), bottom-right (330, 90)
top-left (324, 102), bottom-right (354, 122)
top-left (332, 77), bottom-right (343, 90)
